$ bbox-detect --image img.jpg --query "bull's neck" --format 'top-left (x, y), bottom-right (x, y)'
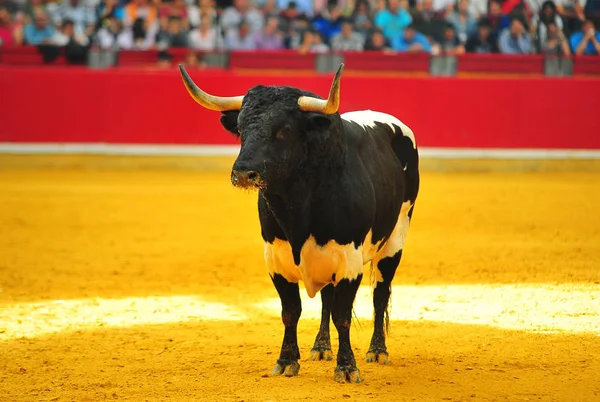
top-left (261, 152), bottom-right (346, 256)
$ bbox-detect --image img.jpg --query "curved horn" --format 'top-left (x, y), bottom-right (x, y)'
top-left (297, 63), bottom-right (344, 114)
top-left (179, 64), bottom-right (244, 112)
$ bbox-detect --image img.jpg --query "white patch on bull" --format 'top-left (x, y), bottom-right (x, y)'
top-left (265, 237), bottom-right (364, 298)
top-left (370, 201), bottom-right (413, 285)
top-left (341, 110), bottom-right (416, 149)
top-left (264, 201), bottom-right (414, 297)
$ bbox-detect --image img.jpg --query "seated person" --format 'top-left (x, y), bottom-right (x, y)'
top-left (391, 22), bottom-right (432, 52)
top-left (465, 18), bottom-right (499, 53)
top-left (569, 19), bottom-right (600, 55)
top-left (436, 22), bottom-right (465, 55)
top-left (498, 16), bottom-right (532, 54)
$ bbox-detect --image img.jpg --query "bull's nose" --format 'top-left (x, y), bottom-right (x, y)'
top-left (231, 170), bottom-right (259, 185)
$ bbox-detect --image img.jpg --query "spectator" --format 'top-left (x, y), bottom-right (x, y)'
top-left (118, 16), bottom-right (156, 49)
top-left (312, 4), bottom-right (344, 42)
top-left (502, 0), bottom-right (532, 19)
top-left (188, 12), bottom-right (224, 49)
top-left (465, 17), bottom-right (499, 52)
top-left (374, 0), bottom-right (413, 42)
top-left (352, 0), bottom-right (373, 35)
top-left (159, 0), bottom-right (189, 30)
top-left (221, 0), bottom-right (264, 35)
top-left (95, 0), bottom-right (125, 31)
top-left (278, 0), bottom-right (312, 17)
top-left (530, 0), bottom-right (565, 52)
top-left (155, 15), bottom-right (189, 48)
top-left (157, 49), bottom-right (173, 67)
top-left (282, 13), bottom-right (306, 48)
top-left (446, 0), bottom-right (477, 44)
top-left (510, 1), bottom-right (533, 30)
top-left (330, 17), bottom-right (365, 50)
top-left (436, 21), bottom-right (465, 53)
top-left (52, 19), bottom-right (90, 64)
top-left (584, 0), bottom-right (600, 24)
top-left (498, 16), bottom-right (532, 53)
top-left (279, 1), bottom-right (303, 23)
top-left (411, 0), bottom-right (442, 39)
top-left (412, 0), bottom-right (442, 21)
top-left (467, 0), bottom-right (488, 19)
top-left (527, 0), bottom-right (586, 34)
top-left (570, 19), bottom-right (600, 54)
top-left (0, 6), bottom-right (19, 45)
top-left (191, 0), bottom-right (218, 28)
top-left (487, 0), bottom-right (511, 41)
top-left (24, 0), bottom-right (49, 23)
top-left (23, 10), bottom-right (55, 45)
top-left (253, 15), bottom-right (284, 48)
top-left (297, 29), bottom-right (330, 53)
top-left (57, 0), bottom-right (96, 40)
top-left (364, 28), bottom-right (394, 51)
top-left (540, 20), bottom-right (572, 53)
top-left (96, 15), bottom-right (132, 49)
top-left (431, 0), bottom-right (455, 14)
top-left (124, 0), bottom-right (159, 37)
top-left (391, 21), bottom-right (432, 51)
top-left (225, 19), bottom-right (256, 49)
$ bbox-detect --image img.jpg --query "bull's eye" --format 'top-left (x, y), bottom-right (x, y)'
top-left (275, 124), bottom-right (290, 140)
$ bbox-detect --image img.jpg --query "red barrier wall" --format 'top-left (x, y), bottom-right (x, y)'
top-left (1, 66), bottom-right (599, 149)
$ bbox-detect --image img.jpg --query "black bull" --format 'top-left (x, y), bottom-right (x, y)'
top-left (178, 64), bottom-right (420, 383)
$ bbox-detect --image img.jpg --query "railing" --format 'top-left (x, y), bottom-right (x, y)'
top-left (1, 46), bottom-right (599, 76)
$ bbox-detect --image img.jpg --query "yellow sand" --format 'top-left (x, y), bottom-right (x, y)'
top-left (1, 159), bottom-right (599, 401)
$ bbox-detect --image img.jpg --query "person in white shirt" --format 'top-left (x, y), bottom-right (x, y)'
top-left (188, 12), bottom-right (224, 50)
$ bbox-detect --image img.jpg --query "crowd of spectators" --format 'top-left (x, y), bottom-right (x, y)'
top-left (0, 0), bottom-right (599, 63)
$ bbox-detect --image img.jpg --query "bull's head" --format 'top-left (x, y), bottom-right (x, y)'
top-left (179, 64), bottom-right (345, 194)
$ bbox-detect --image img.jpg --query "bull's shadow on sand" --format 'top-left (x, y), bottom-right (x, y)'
top-left (2, 312), bottom-right (599, 402)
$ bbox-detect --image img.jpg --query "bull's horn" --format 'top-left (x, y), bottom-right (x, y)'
top-left (297, 63), bottom-right (344, 114)
top-left (179, 64), bottom-right (244, 112)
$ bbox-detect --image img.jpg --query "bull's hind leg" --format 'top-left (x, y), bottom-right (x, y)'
top-left (310, 283), bottom-right (334, 361)
top-left (366, 201), bottom-right (414, 365)
top-left (366, 251), bottom-right (402, 364)
top-left (270, 273), bottom-right (302, 377)
top-left (332, 275), bottom-right (363, 383)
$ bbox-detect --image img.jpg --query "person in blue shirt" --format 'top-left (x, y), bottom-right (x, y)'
top-left (391, 22), bottom-right (432, 53)
top-left (374, 0), bottom-right (412, 44)
top-left (312, 4), bottom-right (343, 43)
top-left (23, 11), bottom-right (55, 45)
top-left (498, 16), bottom-right (532, 54)
top-left (570, 19), bottom-right (600, 56)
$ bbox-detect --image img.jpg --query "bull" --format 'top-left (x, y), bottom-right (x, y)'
top-left (178, 63), bottom-right (420, 383)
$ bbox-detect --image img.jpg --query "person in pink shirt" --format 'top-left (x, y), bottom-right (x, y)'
top-left (0, 7), bottom-right (20, 46)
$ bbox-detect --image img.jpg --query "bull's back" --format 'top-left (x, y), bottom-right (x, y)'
top-left (340, 110), bottom-right (420, 262)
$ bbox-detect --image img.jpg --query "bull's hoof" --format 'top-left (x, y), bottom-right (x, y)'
top-left (271, 360), bottom-right (300, 377)
top-left (333, 366), bottom-right (363, 384)
top-left (310, 347), bottom-right (334, 361)
top-left (365, 350), bottom-right (389, 365)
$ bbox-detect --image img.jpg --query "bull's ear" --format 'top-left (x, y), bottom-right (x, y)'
top-left (307, 113), bottom-right (332, 131)
top-left (220, 111), bottom-right (241, 137)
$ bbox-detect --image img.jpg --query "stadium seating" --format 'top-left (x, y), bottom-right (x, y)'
top-left (1, 45), bottom-right (599, 76)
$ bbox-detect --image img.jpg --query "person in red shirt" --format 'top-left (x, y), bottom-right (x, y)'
top-left (0, 7), bottom-right (20, 46)
top-left (501, 0), bottom-right (532, 21)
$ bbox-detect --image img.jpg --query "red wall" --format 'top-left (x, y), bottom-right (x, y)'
top-left (1, 66), bottom-right (599, 149)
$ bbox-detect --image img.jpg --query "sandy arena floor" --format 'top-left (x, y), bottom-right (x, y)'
top-left (0, 158), bottom-right (599, 402)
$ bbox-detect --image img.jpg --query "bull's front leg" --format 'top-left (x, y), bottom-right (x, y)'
top-left (332, 274), bottom-right (363, 383)
top-left (310, 283), bottom-right (334, 361)
top-left (270, 273), bottom-right (302, 377)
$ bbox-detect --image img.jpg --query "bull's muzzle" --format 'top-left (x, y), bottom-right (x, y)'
top-left (231, 170), bottom-right (263, 189)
